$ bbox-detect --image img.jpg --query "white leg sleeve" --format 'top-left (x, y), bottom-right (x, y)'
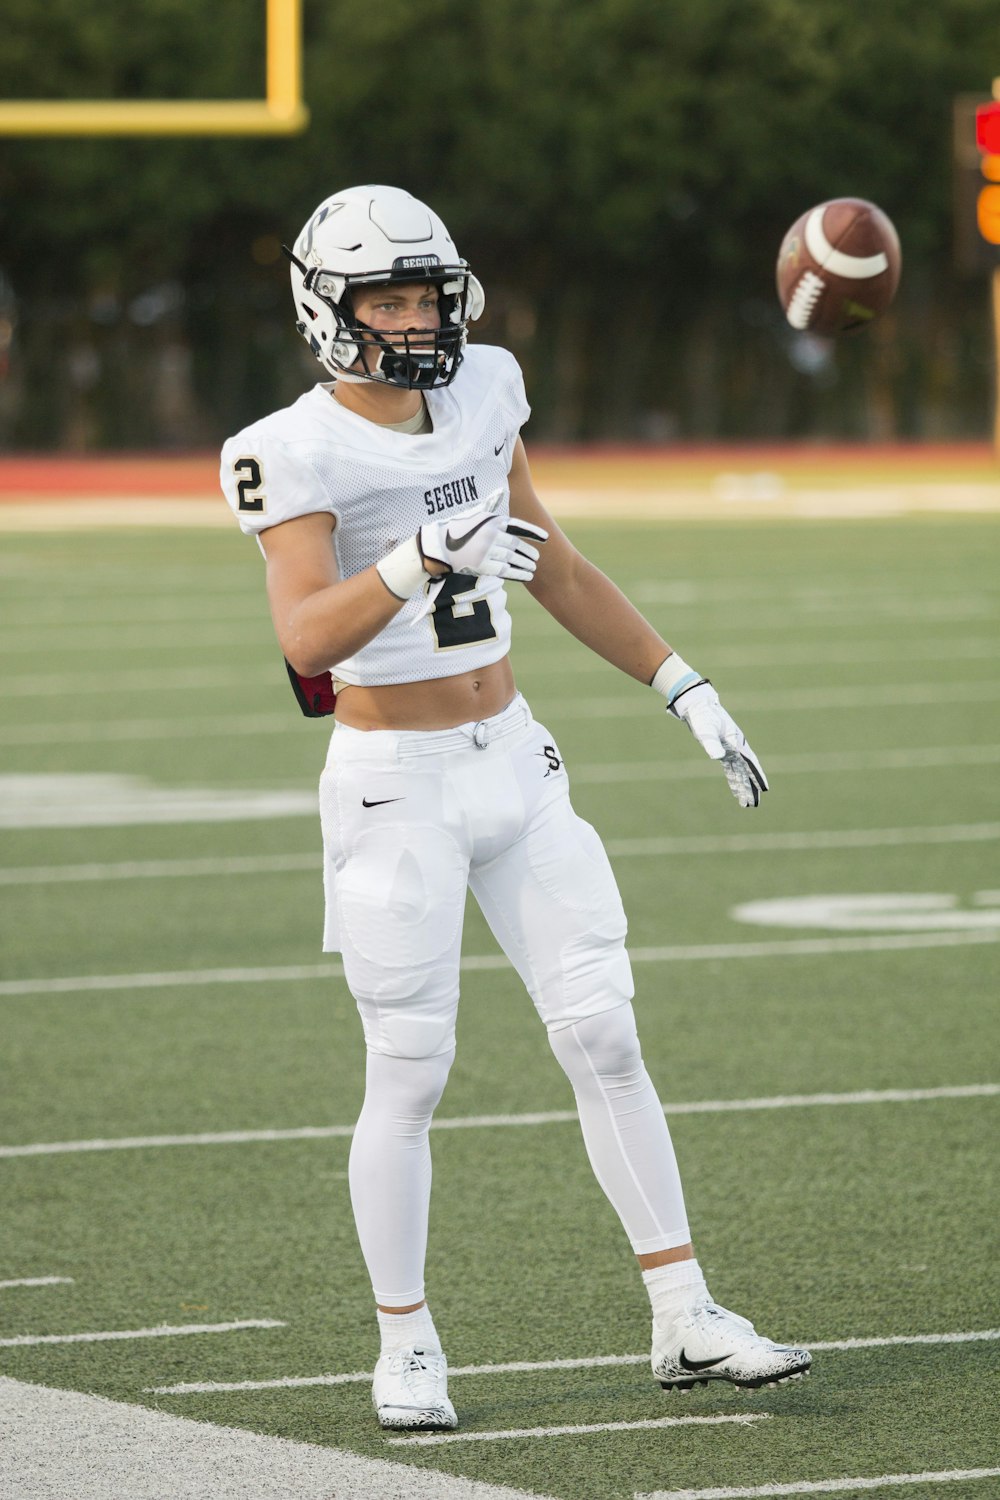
top-left (547, 1005), bottom-right (691, 1255)
top-left (348, 1047), bottom-right (454, 1307)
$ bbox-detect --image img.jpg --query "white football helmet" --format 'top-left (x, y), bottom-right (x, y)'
top-left (285, 185), bottom-right (485, 390)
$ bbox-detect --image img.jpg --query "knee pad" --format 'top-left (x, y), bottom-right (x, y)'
top-left (352, 963), bottom-right (459, 1059)
top-left (362, 1046), bottom-right (454, 1120)
top-left (548, 1001), bottom-right (644, 1088)
top-left (559, 932), bottom-right (634, 1017)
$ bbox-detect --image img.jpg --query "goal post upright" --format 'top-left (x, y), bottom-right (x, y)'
top-left (0, 0), bottom-right (308, 136)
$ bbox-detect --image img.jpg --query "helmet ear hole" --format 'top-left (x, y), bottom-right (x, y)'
top-left (465, 274), bottom-right (485, 322)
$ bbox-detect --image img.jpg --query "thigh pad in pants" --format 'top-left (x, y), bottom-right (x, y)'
top-left (470, 727), bottom-right (634, 1030)
top-left (321, 760), bottom-right (467, 1060)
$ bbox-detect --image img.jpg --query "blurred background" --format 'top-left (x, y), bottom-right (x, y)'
top-left (0, 0), bottom-right (997, 452)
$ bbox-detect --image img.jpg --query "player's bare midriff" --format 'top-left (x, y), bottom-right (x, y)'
top-left (334, 655), bottom-right (517, 731)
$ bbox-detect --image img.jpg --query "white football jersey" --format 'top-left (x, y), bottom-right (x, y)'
top-left (220, 345), bottom-right (530, 686)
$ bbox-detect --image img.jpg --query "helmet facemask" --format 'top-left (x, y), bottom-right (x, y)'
top-left (286, 251), bottom-right (480, 390)
top-left (285, 186), bottom-right (485, 391)
top-left (340, 275), bottom-right (468, 390)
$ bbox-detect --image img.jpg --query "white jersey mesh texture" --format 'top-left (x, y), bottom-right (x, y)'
top-left (220, 344), bottom-right (531, 686)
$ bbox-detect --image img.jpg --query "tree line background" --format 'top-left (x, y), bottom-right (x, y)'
top-left (0, 0), bottom-right (997, 450)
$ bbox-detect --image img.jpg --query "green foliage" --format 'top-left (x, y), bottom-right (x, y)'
top-left (0, 0), bottom-right (996, 444)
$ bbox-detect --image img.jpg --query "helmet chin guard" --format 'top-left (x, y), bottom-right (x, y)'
top-left (285, 185), bottom-right (485, 390)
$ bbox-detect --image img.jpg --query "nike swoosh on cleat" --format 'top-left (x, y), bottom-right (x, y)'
top-left (445, 516), bottom-right (494, 549)
top-left (678, 1348), bottom-right (737, 1373)
top-left (361, 797), bottom-right (404, 808)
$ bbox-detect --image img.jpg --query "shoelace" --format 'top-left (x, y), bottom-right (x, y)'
top-left (390, 1348), bottom-right (445, 1403)
top-left (685, 1299), bottom-right (757, 1340)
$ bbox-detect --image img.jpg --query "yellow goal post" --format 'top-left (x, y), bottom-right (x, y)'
top-left (0, 0), bottom-right (308, 136)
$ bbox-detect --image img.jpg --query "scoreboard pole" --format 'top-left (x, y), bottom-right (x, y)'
top-left (994, 266), bottom-right (1000, 454)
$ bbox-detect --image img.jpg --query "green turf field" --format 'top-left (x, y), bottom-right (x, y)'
top-left (1, 513), bottom-right (998, 1499)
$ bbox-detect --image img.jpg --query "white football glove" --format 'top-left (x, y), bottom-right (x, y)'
top-left (375, 492), bottom-right (547, 604)
top-left (418, 502), bottom-right (547, 582)
top-left (652, 654), bottom-right (769, 809)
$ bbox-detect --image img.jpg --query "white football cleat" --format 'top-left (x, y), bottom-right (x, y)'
top-left (372, 1346), bottom-right (458, 1429)
top-left (652, 1296), bottom-right (811, 1391)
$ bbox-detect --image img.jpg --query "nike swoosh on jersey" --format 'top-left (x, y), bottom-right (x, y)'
top-left (494, 440), bottom-right (506, 455)
top-left (445, 515), bottom-right (494, 550)
top-left (361, 797), bottom-right (405, 808)
top-left (678, 1349), bottom-right (737, 1373)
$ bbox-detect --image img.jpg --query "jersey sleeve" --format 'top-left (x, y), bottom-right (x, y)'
top-left (501, 349), bottom-right (531, 434)
top-left (219, 431), bottom-right (332, 536)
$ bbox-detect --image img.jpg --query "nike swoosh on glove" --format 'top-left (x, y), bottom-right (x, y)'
top-left (417, 502), bottom-right (548, 582)
top-left (669, 680), bottom-right (769, 809)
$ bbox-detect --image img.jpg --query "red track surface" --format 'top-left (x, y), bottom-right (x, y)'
top-left (0, 443), bottom-right (995, 502)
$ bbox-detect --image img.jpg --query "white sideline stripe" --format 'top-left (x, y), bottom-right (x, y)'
top-left (545, 681), bottom-right (1000, 718)
top-left (146, 1328), bottom-right (1000, 1395)
top-left (6, 1086), bottom-right (996, 1164)
top-left (610, 823), bottom-right (1000, 856)
top-left (0, 748), bottom-right (996, 837)
top-left (4, 1087), bottom-right (998, 1163)
top-left (574, 744), bottom-right (1000, 783)
top-left (4, 636), bottom-right (1000, 692)
top-left (5, 642), bottom-right (1000, 693)
top-left (0, 1377), bottom-right (541, 1500)
top-left (0, 852), bottom-right (318, 884)
top-left (3, 927), bottom-right (998, 1001)
top-left (637, 1468), bottom-right (1000, 1500)
top-left (2, 680), bottom-right (999, 745)
top-left (3, 822), bottom-right (998, 886)
top-left (0, 1276), bottom-right (74, 1289)
top-left (386, 1413), bottom-right (769, 1447)
top-left (0, 1319), bottom-right (285, 1347)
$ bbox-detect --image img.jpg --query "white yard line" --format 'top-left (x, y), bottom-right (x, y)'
top-left (636, 1469), bottom-right (1000, 1500)
top-left (2, 681), bottom-right (999, 746)
top-left (0, 1319), bottom-right (284, 1348)
top-left (146, 1328), bottom-right (1000, 1395)
top-left (2, 822), bottom-right (998, 886)
top-left (386, 1413), bottom-right (770, 1446)
top-left (3, 1086), bottom-right (996, 1164)
top-left (4, 635), bottom-right (997, 692)
top-left (4, 1087), bottom-right (998, 1164)
top-left (0, 1276), bottom-right (74, 1289)
top-left (0, 750), bottom-right (996, 835)
top-left (543, 682), bottom-right (1000, 718)
top-left (0, 1377), bottom-right (544, 1500)
top-left (0, 853), bottom-right (321, 884)
top-left (573, 744), bottom-right (1000, 783)
top-left (3, 637), bottom-right (999, 694)
top-left (3, 927), bottom-right (998, 1002)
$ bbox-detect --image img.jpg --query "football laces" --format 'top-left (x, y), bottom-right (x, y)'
top-left (786, 270), bottom-right (825, 331)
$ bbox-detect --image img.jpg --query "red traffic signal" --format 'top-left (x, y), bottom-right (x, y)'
top-left (976, 101), bottom-right (1000, 153)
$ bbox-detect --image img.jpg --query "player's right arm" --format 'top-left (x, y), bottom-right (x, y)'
top-left (261, 505), bottom-right (547, 679)
top-left (260, 513), bottom-right (408, 679)
top-left (222, 433), bottom-right (545, 679)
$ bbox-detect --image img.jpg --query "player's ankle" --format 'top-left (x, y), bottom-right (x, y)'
top-left (377, 1303), bottom-right (442, 1356)
top-left (642, 1258), bottom-right (708, 1323)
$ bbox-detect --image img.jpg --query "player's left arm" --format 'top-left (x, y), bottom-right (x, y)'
top-left (508, 437), bottom-right (768, 809)
top-left (508, 437), bottom-right (672, 684)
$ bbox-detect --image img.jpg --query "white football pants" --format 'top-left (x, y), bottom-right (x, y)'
top-left (319, 695), bottom-right (691, 1304)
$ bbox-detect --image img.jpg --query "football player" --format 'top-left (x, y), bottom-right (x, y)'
top-left (221, 185), bottom-right (810, 1430)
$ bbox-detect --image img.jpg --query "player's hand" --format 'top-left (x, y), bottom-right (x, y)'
top-left (670, 681), bottom-right (769, 809)
top-left (417, 501), bottom-right (547, 582)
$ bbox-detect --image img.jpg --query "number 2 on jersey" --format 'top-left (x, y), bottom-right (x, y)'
top-left (430, 574), bottom-right (498, 650)
top-left (234, 456), bottom-right (266, 512)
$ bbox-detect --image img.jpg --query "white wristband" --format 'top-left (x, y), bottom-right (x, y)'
top-left (650, 652), bottom-right (702, 706)
top-left (375, 536), bottom-right (429, 601)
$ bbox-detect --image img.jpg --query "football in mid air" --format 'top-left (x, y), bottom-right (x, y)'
top-left (776, 198), bottom-right (901, 335)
